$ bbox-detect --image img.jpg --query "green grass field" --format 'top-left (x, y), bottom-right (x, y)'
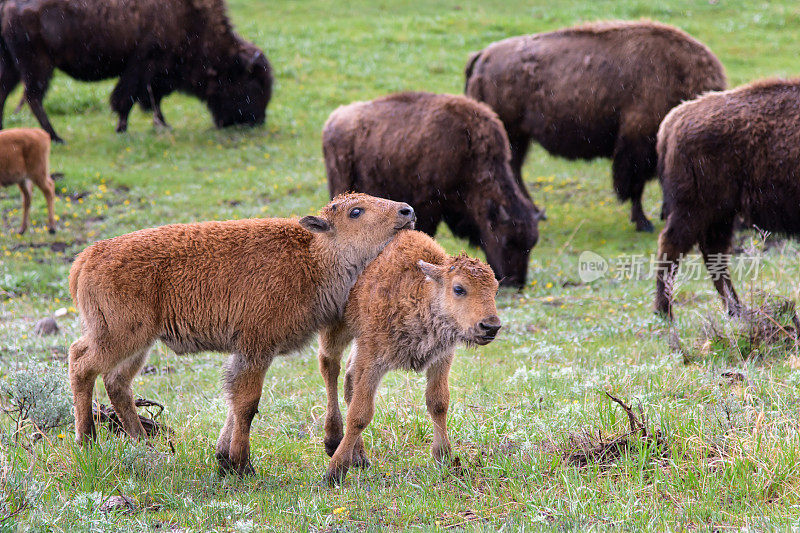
top-left (2, 0), bottom-right (800, 530)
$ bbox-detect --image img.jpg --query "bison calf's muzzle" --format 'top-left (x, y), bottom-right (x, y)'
top-left (474, 316), bottom-right (502, 345)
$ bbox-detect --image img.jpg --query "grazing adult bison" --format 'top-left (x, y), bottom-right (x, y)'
top-left (324, 92), bottom-right (541, 287)
top-left (655, 78), bottom-right (800, 319)
top-left (465, 20), bottom-right (726, 232)
top-left (0, 0), bottom-right (272, 142)
top-left (68, 193), bottom-right (415, 475)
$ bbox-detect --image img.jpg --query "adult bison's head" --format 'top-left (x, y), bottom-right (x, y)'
top-left (480, 196), bottom-right (541, 287)
top-left (204, 44), bottom-right (273, 128)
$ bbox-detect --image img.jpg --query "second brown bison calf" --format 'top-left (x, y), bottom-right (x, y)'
top-left (318, 230), bottom-right (500, 484)
top-left (68, 193), bottom-right (415, 475)
top-left (655, 79), bottom-right (800, 318)
top-left (0, 128), bottom-right (54, 234)
top-left (324, 91), bottom-right (541, 287)
top-left (465, 20), bottom-right (726, 232)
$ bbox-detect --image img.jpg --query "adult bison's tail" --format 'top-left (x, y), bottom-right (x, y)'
top-left (464, 51), bottom-right (483, 95)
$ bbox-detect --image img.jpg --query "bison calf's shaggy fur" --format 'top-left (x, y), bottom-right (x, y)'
top-left (655, 79), bottom-right (800, 318)
top-left (0, 128), bottom-right (54, 234)
top-left (0, 0), bottom-right (272, 142)
top-left (318, 230), bottom-right (500, 484)
top-left (465, 20), bottom-right (726, 232)
top-left (324, 92), bottom-right (540, 286)
top-left (68, 193), bottom-right (415, 475)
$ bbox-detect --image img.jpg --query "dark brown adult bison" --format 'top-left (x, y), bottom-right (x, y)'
top-left (465, 20), bottom-right (726, 232)
top-left (654, 79), bottom-right (800, 319)
top-left (324, 92), bottom-right (541, 287)
top-left (0, 0), bottom-right (272, 142)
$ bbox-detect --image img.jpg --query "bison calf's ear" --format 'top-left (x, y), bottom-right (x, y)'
top-left (418, 260), bottom-right (444, 283)
top-left (299, 216), bottom-right (331, 233)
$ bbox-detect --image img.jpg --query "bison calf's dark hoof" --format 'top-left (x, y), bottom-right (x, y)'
top-left (48, 228), bottom-right (56, 235)
top-left (323, 466), bottom-right (348, 487)
top-left (216, 453), bottom-right (255, 477)
top-left (324, 437), bottom-right (342, 458)
top-left (352, 453), bottom-right (371, 469)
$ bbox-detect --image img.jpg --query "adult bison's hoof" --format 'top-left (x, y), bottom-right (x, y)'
top-left (635, 218), bottom-right (655, 233)
top-left (654, 303), bottom-right (673, 321)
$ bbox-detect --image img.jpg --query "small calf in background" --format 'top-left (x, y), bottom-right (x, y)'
top-left (0, 128), bottom-right (54, 234)
top-left (318, 230), bottom-right (501, 484)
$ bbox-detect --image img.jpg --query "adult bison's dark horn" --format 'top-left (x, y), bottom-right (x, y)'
top-left (242, 51), bottom-right (264, 72)
top-left (535, 208), bottom-right (547, 221)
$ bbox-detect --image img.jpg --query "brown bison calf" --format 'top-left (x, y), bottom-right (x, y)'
top-left (655, 79), bottom-right (800, 318)
top-left (68, 193), bottom-right (415, 475)
top-left (465, 20), bottom-right (726, 232)
top-left (324, 91), bottom-right (541, 287)
top-left (318, 230), bottom-right (500, 484)
top-left (0, 128), bottom-right (54, 234)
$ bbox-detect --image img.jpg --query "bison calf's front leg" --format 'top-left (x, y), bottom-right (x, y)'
top-left (216, 355), bottom-right (269, 476)
top-left (426, 355), bottom-right (453, 462)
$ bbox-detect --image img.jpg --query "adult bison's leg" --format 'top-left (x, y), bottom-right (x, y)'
top-left (20, 65), bottom-right (62, 143)
top-left (102, 348), bottom-right (151, 440)
top-left (318, 321), bottom-right (353, 457)
top-left (216, 353), bottom-right (270, 476)
top-left (0, 58), bottom-right (21, 130)
top-left (613, 125), bottom-right (657, 232)
top-left (654, 216), bottom-right (696, 319)
top-left (147, 84), bottom-right (170, 129)
top-left (508, 133), bottom-right (532, 199)
top-left (425, 352), bottom-right (453, 462)
top-left (699, 219), bottom-right (740, 317)
top-left (327, 356), bottom-right (384, 484)
top-left (110, 76), bottom-right (138, 134)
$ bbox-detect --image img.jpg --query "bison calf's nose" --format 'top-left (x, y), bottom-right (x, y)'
top-left (399, 205), bottom-right (414, 218)
top-left (479, 317), bottom-right (502, 337)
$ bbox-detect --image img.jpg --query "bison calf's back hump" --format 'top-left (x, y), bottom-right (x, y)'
top-left (323, 91), bottom-right (540, 287)
top-left (465, 20), bottom-right (726, 232)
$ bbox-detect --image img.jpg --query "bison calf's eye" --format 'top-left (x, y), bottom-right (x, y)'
top-left (349, 208), bottom-right (363, 219)
top-left (453, 285), bottom-right (466, 296)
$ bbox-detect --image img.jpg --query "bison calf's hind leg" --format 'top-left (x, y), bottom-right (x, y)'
top-left (102, 349), bottom-right (150, 440)
top-left (426, 354), bottom-right (453, 462)
top-left (216, 354), bottom-right (270, 476)
top-left (68, 337), bottom-right (105, 444)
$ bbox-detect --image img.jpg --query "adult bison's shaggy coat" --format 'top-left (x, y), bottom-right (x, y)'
top-left (465, 20), bottom-right (726, 232)
top-left (655, 79), bottom-right (800, 318)
top-left (0, 0), bottom-right (272, 142)
top-left (0, 128), bottom-right (54, 234)
top-left (324, 92), bottom-right (541, 287)
top-left (68, 193), bottom-right (415, 475)
top-left (317, 230), bottom-right (500, 484)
